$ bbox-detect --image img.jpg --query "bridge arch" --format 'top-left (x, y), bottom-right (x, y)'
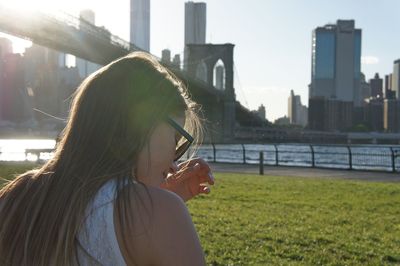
top-left (212, 59), bottom-right (225, 90)
top-left (185, 44), bottom-right (236, 140)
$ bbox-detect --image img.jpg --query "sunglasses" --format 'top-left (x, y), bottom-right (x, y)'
top-left (166, 117), bottom-right (194, 161)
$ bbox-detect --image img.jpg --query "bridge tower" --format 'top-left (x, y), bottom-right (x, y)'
top-left (185, 44), bottom-right (236, 141)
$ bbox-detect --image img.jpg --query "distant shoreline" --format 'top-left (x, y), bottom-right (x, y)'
top-left (0, 132), bottom-right (58, 140)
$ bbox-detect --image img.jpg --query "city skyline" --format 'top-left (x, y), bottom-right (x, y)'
top-left (1, 0), bottom-right (400, 121)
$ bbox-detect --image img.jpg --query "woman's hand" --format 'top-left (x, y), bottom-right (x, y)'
top-left (160, 158), bottom-right (215, 202)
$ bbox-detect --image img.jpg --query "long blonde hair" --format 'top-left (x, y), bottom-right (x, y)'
top-left (0, 52), bottom-right (203, 265)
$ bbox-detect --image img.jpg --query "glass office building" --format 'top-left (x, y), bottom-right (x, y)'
top-left (310, 20), bottom-right (361, 104)
top-left (309, 20), bottom-right (362, 131)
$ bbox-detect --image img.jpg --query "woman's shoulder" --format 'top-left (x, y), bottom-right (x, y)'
top-left (118, 183), bottom-right (189, 232)
top-left (117, 183), bottom-right (205, 266)
top-left (114, 181), bottom-right (191, 243)
top-left (147, 185), bottom-right (186, 210)
top-left (121, 181), bottom-right (187, 212)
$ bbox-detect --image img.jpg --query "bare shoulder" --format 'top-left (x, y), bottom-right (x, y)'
top-left (118, 184), bottom-right (193, 236)
top-left (148, 186), bottom-right (206, 266)
top-left (116, 183), bottom-right (205, 266)
top-left (147, 185), bottom-right (188, 214)
top-left (118, 182), bottom-right (188, 222)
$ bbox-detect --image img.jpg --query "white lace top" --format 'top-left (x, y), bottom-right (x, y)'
top-left (76, 179), bottom-right (127, 266)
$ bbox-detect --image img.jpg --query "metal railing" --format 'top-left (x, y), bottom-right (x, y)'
top-left (188, 144), bottom-right (400, 173)
top-left (0, 144), bottom-right (398, 173)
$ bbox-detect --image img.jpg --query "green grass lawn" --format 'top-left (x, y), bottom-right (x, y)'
top-left (0, 162), bottom-right (39, 187)
top-left (1, 164), bottom-right (400, 265)
top-left (188, 173), bottom-right (400, 265)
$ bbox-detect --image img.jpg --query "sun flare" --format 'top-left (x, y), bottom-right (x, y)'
top-left (0, 0), bottom-right (83, 14)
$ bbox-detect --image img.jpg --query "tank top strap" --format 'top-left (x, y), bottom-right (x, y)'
top-left (77, 178), bottom-right (132, 266)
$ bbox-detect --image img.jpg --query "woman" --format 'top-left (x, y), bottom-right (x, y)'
top-left (0, 52), bottom-right (214, 265)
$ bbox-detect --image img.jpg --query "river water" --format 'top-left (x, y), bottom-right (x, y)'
top-left (1, 140), bottom-right (399, 172)
top-left (190, 144), bottom-right (400, 172)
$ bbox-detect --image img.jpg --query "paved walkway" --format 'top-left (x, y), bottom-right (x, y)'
top-left (209, 162), bottom-right (400, 183)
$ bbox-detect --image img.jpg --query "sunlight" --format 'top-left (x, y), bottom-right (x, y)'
top-left (0, 0), bottom-right (79, 14)
top-left (0, 139), bottom-right (56, 162)
top-left (1, 0), bottom-right (56, 13)
top-left (0, 0), bottom-right (106, 15)
top-left (0, 0), bottom-right (94, 54)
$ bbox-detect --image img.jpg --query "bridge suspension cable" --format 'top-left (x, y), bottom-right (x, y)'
top-left (233, 63), bottom-right (249, 108)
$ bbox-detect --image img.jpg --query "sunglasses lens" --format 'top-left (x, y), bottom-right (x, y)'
top-left (175, 141), bottom-right (191, 161)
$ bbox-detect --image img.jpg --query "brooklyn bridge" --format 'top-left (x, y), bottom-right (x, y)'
top-left (1, 5), bottom-right (399, 144)
top-left (0, 4), bottom-right (272, 142)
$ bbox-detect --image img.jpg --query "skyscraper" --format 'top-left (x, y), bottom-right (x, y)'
top-left (384, 99), bottom-right (400, 133)
top-left (309, 20), bottom-right (362, 131)
top-left (76, 10), bottom-right (101, 78)
top-left (130, 0), bottom-right (150, 51)
top-left (0, 53), bottom-right (32, 123)
top-left (288, 90), bottom-right (308, 127)
top-left (161, 49), bottom-right (171, 64)
top-left (184, 1), bottom-right (206, 69)
top-left (369, 73), bottom-right (383, 98)
top-left (393, 59), bottom-right (400, 99)
top-left (384, 74), bottom-right (395, 99)
top-left (310, 20), bottom-right (361, 104)
top-left (184, 1), bottom-right (206, 45)
top-left (0, 37), bottom-right (13, 57)
top-left (172, 54), bottom-right (181, 69)
top-left (257, 104), bottom-right (266, 121)
top-left (360, 73), bottom-right (371, 101)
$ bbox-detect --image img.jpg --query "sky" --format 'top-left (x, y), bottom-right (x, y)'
top-left (2, 0), bottom-right (400, 121)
